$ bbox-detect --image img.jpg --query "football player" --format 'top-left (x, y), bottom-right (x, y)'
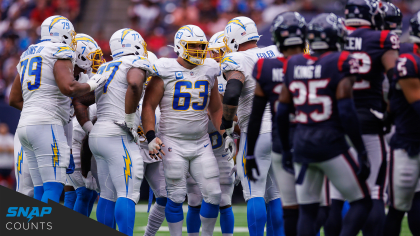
top-left (220, 16), bottom-right (283, 236)
top-left (245, 12), bottom-right (306, 236)
top-left (185, 31), bottom-right (235, 236)
top-left (325, 1), bottom-right (400, 235)
top-left (64, 33), bottom-right (103, 216)
top-left (277, 13), bottom-right (372, 236)
top-left (8, 15), bottom-right (107, 203)
top-left (142, 25), bottom-right (230, 236)
top-left (72, 28), bottom-right (152, 235)
top-left (137, 51), bottom-right (168, 236)
top-left (384, 12), bottom-right (420, 236)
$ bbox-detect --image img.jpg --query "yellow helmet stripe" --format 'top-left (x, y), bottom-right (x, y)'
top-left (49, 16), bottom-right (68, 32)
top-left (121, 28), bottom-right (134, 43)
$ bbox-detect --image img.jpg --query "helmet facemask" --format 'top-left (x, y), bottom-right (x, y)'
top-left (88, 49), bottom-right (106, 72)
top-left (180, 40), bottom-right (208, 65)
top-left (208, 46), bottom-right (226, 63)
top-left (64, 30), bottom-right (77, 51)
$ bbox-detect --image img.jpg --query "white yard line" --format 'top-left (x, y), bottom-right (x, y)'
top-left (135, 226), bottom-right (256, 233)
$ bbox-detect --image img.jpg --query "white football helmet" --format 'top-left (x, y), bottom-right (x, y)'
top-left (224, 16), bottom-right (260, 53)
top-left (75, 33), bottom-right (105, 71)
top-left (173, 25), bottom-right (208, 65)
top-left (40, 15), bottom-right (76, 50)
top-left (147, 51), bottom-right (158, 64)
top-left (208, 31), bottom-right (226, 63)
top-left (109, 28), bottom-right (147, 58)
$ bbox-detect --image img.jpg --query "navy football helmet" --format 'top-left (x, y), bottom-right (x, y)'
top-left (345, 0), bottom-right (384, 30)
top-left (382, 2), bottom-right (402, 36)
top-left (410, 11), bottom-right (420, 44)
top-left (306, 13), bottom-right (347, 51)
top-left (271, 12), bottom-right (307, 53)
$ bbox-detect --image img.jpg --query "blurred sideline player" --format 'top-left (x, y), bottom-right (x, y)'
top-left (138, 51), bottom-right (168, 236)
top-left (142, 25), bottom-right (231, 236)
top-left (64, 33), bottom-right (103, 216)
top-left (186, 31), bottom-right (235, 236)
top-left (325, 1), bottom-right (400, 235)
top-left (73, 28), bottom-right (152, 235)
top-left (245, 12), bottom-right (306, 236)
top-left (8, 15), bottom-right (107, 203)
top-left (220, 16), bottom-right (283, 236)
top-left (384, 12), bottom-right (420, 236)
top-left (277, 13), bottom-right (372, 236)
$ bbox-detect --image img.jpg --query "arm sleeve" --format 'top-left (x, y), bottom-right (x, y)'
top-left (337, 98), bottom-right (366, 154)
top-left (276, 102), bottom-right (291, 152)
top-left (246, 95), bottom-right (268, 156)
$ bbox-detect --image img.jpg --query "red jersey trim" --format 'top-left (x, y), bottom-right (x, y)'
top-left (338, 51), bottom-right (350, 72)
top-left (400, 53), bottom-right (419, 74)
top-left (414, 43), bottom-right (419, 56)
top-left (380, 30), bottom-right (390, 49)
top-left (256, 59), bottom-right (264, 80)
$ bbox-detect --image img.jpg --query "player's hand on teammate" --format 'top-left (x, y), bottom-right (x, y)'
top-left (114, 120), bottom-right (140, 145)
top-left (87, 73), bottom-right (108, 92)
top-left (66, 154), bottom-right (75, 174)
top-left (148, 137), bottom-right (165, 160)
top-left (83, 171), bottom-right (99, 192)
top-left (357, 150), bottom-right (370, 181)
top-left (246, 155), bottom-right (260, 182)
top-left (229, 165), bottom-right (241, 186)
top-left (282, 150), bottom-right (294, 175)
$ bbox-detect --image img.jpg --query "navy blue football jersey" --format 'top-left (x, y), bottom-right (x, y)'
top-left (345, 27), bottom-right (400, 134)
top-left (399, 42), bottom-right (419, 55)
top-left (252, 57), bottom-right (294, 154)
top-left (283, 51), bottom-right (358, 163)
top-left (390, 52), bottom-right (420, 156)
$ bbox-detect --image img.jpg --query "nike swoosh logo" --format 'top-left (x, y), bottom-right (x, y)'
top-left (204, 143), bottom-right (209, 148)
top-left (222, 154), bottom-right (228, 157)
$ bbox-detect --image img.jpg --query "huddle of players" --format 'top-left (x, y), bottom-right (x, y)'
top-left (9, 0), bottom-right (420, 235)
top-left (245, 1), bottom-right (420, 236)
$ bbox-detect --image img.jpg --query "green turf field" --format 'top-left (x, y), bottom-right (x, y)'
top-left (90, 204), bottom-right (412, 236)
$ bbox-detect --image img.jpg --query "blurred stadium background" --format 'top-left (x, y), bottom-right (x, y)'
top-left (0, 0), bottom-right (419, 205)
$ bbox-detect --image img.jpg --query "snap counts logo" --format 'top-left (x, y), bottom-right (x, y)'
top-left (5, 207), bottom-right (53, 231)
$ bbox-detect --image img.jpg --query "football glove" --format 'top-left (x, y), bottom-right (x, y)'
top-left (229, 165), bottom-right (241, 186)
top-left (282, 150), bottom-right (294, 175)
top-left (87, 73), bottom-right (108, 91)
top-left (82, 171), bottom-right (99, 192)
top-left (114, 113), bottom-right (140, 144)
top-left (223, 133), bottom-right (236, 161)
top-left (246, 155), bottom-right (260, 182)
top-left (147, 136), bottom-right (165, 159)
top-left (357, 150), bottom-right (370, 181)
top-left (66, 154), bottom-right (75, 174)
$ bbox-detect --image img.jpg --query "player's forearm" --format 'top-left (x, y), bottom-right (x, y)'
top-left (222, 104), bottom-right (238, 121)
top-left (125, 84), bottom-right (142, 114)
top-left (337, 98), bottom-right (366, 154)
top-left (142, 104), bottom-right (156, 133)
top-left (64, 82), bottom-right (92, 97)
top-left (246, 95), bottom-right (267, 156)
top-left (9, 74), bottom-right (23, 110)
top-left (276, 102), bottom-right (291, 152)
top-left (209, 105), bottom-right (223, 134)
top-left (73, 92), bottom-right (95, 127)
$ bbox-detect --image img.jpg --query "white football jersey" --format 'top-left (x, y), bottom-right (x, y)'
top-left (72, 104), bottom-right (97, 168)
top-left (154, 58), bottom-right (220, 140)
top-left (217, 74), bottom-right (227, 96)
top-left (69, 72), bottom-right (90, 118)
top-left (221, 45), bottom-right (281, 133)
top-left (90, 55), bottom-right (153, 137)
top-left (17, 41), bottom-right (76, 128)
top-left (138, 97), bottom-right (161, 163)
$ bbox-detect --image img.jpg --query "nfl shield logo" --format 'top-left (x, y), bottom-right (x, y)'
top-left (190, 72), bottom-right (194, 76)
top-left (168, 147), bottom-right (172, 152)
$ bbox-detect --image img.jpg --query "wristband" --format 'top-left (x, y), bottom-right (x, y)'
top-left (82, 121), bottom-right (93, 134)
top-left (146, 130), bottom-right (156, 143)
top-left (223, 132), bottom-right (228, 139)
top-left (220, 116), bottom-right (234, 130)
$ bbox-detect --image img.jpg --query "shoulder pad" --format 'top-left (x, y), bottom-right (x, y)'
top-left (221, 52), bottom-right (243, 73)
top-left (50, 43), bottom-right (76, 60)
